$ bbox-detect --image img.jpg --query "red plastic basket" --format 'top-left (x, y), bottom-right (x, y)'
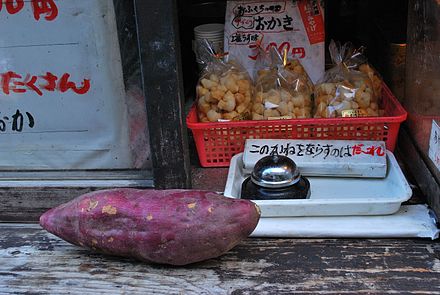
top-left (187, 84), bottom-right (407, 167)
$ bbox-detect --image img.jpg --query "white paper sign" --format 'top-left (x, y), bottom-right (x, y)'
top-left (0, 0), bottom-right (132, 170)
top-left (428, 120), bottom-right (440, 172)
top-left (243, 139), bottom-right (387, 178)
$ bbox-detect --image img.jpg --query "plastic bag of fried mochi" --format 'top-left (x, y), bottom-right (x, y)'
top-left (314, 40), bottom-right (384, 118)
top-left (252, 46), bottom-right (313, 120)
top-left (195, 40), bottom-right (253, 122)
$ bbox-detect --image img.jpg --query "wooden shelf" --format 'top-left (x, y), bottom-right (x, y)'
top-left (1, 223), bottom-right (439, 294)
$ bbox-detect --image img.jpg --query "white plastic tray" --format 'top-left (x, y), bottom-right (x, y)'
top-left (224, 151), bottom-right (412, 217)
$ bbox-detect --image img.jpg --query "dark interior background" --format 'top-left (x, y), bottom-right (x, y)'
top-left (177, 0), bottom-right (408, 100)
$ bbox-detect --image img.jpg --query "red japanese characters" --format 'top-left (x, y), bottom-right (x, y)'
top-left (352, 144), bottom-right (385, 157)
top-left (249, 42), bottom-right (306, 60)
top-left (0, 0), bottom-right (58, 21)
top-left (1, 72), bottom-right (91, 96)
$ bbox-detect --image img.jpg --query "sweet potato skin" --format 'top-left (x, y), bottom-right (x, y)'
top-left (39, 189), bottom-right (260, 265)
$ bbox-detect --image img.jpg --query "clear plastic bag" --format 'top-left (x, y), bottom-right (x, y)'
top-left (195, 40), bottom-right (253, 122)
top-left (358, 63), bottom-right (383, 99)
top-left (251, 47), bottom-right (313, 120)
top-left (314, 41), bottom-right (383, 118)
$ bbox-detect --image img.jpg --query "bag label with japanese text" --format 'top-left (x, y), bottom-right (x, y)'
top-left (224, 0), bottom-right (325, 83)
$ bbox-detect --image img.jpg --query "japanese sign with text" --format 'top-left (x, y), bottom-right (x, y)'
top-left (224, 0), bottom-right (325, 83)
top-left (243, 139), bottom-right (387, 178)
top-left (0, 0), bottom-right (131, 169)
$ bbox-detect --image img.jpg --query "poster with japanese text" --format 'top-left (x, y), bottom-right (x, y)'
top-left (0, 0), bottom-right (134, 170)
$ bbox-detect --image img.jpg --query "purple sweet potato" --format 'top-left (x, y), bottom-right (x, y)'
top-left (39, 189), bottom-right (260, 265)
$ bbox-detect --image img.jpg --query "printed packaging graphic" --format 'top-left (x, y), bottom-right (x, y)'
top-left (224, 0), bottom-right (325, 83)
